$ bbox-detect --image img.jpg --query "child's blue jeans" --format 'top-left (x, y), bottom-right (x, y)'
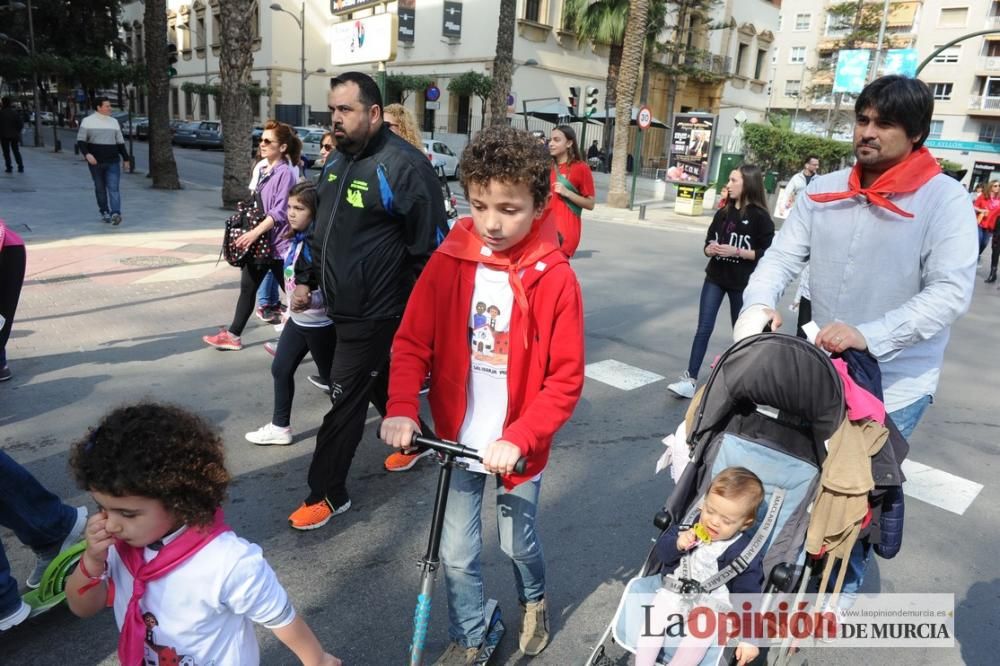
top-left (0, 450), bottom-right (78, 615)
top-left (440, 467), bottom-right (545, 648)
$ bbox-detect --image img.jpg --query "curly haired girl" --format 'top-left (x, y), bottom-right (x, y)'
top-left (65, 401), bottom-right (339, 666)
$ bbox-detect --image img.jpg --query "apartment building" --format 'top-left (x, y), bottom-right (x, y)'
top-left (771, 0), bottom-right (1000, 184)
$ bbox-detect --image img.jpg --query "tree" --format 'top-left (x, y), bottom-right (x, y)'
top-left (607, 0), bottom-right (649, 208)
top-left (742, 123), bottom-right (853, 179)
top-left (487, 0), bottom-right (516, 127)
top-left (447, 71), bottom-right (494, 135)
top-left (219, 0), bottom-right (257, 208)
top-left (143, 0), bottom-right (180, 189)
top-left (386, 73), bottom-right (434, 104)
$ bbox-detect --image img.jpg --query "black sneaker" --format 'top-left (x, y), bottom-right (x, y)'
top-left (101, 213), bottom-right (111, 224)
top-left (17, 166), bottom-right (23, 173)
top-left (307, 375), bottom-right (331, 394)
top-left (111, 213), bottom-right (122, 226)
top-left (0, 366), bottom-right (11, 382)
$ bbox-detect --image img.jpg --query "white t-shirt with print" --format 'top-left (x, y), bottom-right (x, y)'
top-left (107, 529), bottom-right (295, 666)
top-left (458, 264), bottom-right (515, 474)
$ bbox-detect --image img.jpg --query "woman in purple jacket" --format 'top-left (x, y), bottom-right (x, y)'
top-left (204, 120), bottom-right (300, 351)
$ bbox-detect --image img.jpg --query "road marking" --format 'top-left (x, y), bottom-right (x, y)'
top-left (901, 459), bottom-right (983, 516)
top-left (585, 359), bottom-right (664, 390)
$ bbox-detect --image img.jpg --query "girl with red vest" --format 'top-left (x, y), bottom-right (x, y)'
top-left (547, 124), bottom-right (595, 257)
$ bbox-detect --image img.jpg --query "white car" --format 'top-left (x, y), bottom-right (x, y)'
top-left (422, 139), bottom-right (459, 179)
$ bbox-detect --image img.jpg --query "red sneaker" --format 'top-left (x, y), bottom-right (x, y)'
top-left (202, 327), bottom-right (242, 351)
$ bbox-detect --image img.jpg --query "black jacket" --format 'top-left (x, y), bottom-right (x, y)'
top-left (0, 107), bottom-right (23, 140)
top-left (703, 204), bottom-right (775, 292)
top-left (296, 126), bottom-right (446, 322)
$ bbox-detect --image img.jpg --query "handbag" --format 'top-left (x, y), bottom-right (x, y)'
top-left (222, 173), bottom-right (273, 267)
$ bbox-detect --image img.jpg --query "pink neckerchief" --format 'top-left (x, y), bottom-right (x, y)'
top-left (115, 510), bottom-right (230, 665)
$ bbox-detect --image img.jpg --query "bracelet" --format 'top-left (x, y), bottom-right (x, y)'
top-left (77, 557), bottom-right (108, 594)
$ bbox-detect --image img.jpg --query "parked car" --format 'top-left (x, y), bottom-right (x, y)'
top-left (299, 129), bottom-right (329, 166)
top-left (437, 165), bottom-right (458, 225)
top-left (422, 139), bottom-right (459, 178)
top-left (193, 121), bottom-right (223, 149)
top-left (135, 119), bottom-right (184, 140)
top-left (30, 111), bottom-right (56, 125)
top-left (119, 116), bottom-right (147, 138)
top-left (172, 121), bottom-right (203, 147)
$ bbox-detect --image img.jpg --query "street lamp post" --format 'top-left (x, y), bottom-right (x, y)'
top-left (270, 1), bottom-right (308, 126)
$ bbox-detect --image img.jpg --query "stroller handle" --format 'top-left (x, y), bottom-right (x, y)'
top-left (411, 434), bottom-right (528, 475)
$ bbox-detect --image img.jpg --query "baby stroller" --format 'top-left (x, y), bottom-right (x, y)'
top-left (588, 333), bottom-right (906, 665)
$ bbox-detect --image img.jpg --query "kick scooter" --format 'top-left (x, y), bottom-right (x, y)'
top-left (22, 541), bottom-right (86, 617)
top-left (405, 434), bottom-right (526, 666)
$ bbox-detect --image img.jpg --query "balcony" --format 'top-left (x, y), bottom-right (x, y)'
top-left (968, 95), bottom-right (1000, 116)
top-left (979, 56), bottom-right (1000, 72)
top-left (987, 14), bottom-right (1000, 28)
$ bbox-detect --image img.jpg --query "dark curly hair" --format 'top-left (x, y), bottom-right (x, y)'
top-left (69, 402), bottom-right (230, 527)
top-left (459, 126), bottom-right (551, 208)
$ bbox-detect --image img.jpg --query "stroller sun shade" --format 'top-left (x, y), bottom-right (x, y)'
top-left (691, 334), bottom-right (846, 446)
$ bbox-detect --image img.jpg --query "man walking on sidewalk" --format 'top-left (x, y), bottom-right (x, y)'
top-left (76, 97), bottom-right (130, 225)
top-left (287, 72), bottom-right (444, 530)
top-left (0, 98), bottom-right (24, 174)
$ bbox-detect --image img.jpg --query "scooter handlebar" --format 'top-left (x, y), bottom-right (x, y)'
top-left (411, 434), bottom-right (527, 475)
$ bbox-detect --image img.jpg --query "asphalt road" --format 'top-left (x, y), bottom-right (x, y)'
top-left (1, 146), bottom-right (997, 665)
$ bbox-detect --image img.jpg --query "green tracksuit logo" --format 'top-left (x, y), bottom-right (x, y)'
top-left (346, 179), bottom-right (368, 208)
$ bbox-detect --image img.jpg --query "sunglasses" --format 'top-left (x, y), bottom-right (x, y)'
top-left (259, 138), bottom-right (275, 145)
top-left (321, 143), bottom-right (334, 151)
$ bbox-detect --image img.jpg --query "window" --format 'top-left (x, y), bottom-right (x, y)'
top-left (825, 12), bottom-right (853, 37)
top-left (777, 14), bottom-right (783, 32)
top-left (931, 82), bottom-right (953, 100)
top-left (772, 47), bottom-right (779, 64)
top-left (938, 7), bottom-right (968, 28)
top-left (933, 45), bottom-right (960, 63)
top-left (755, 49), bottom-right (767, 79)
top-left (980, 122), bottom-right (1000, 143)
top-left (785, 79), bottom-right (802, 97)
top-left (199, 92), bottom-right (209, 120)
top-left (211, 10), bottom-right (221, 47)
top-left (197, 16), bottom-right (207, 50)
top-left (736, 42), bottom-right (749, 76)
top-left (794, 13), bottom-right (811, 31)
top-left (790, 47), bottom-right (806, 64)
top-left (524, 0), bottom-right (540, 22)
top-left (985, 41), bottom-right (1000, 57)
top-left (185, 90), bottom-right (194, 117)
top-left (171, 87), bottom-right (179, 116)
top-left (929, 120), bottom-right (944, 140)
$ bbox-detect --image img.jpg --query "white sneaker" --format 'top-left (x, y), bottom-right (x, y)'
top-left (245, 423), bottom-right (293, 446)
top-left (0, 600), bottom-right (30, 631)
top-left (28, 506), bottom-right (87, 589)
top-left (667, 372), bottom-right (696, 399)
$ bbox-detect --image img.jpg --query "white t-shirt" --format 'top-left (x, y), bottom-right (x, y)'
top-left (458, 264), bottom-right (514, 474)
top-left (107, 529), bottom-right (295, 666)
top-left (249, 158), bottom-right (301, 191)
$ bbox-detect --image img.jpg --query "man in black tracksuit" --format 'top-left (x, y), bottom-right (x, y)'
top-left (289, 71), bottom-right (446, 530)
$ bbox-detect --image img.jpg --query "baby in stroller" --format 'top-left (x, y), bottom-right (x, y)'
top-left (636, 467), bottom-right (764, 666)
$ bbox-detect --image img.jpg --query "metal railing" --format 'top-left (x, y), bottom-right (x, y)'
top-left (969, 95), bottom-right (1000, 110)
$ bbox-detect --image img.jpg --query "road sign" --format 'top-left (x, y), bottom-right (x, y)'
top-left (425, 101), bottom-right (441, 110)
top-left (637, 105), bottom-right (652, 130)
top-left (426, 85), bottom-right (441, 102)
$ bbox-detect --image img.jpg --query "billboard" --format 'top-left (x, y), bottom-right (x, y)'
top-left (331, 0), bottom-right (385, 16)
top-left (880, 48), bottom-right (919, 77)
top-left (666, 113), bottom-right (716, 186)
top-left (833, 50), bottom-right (871, 93)
top-left (331, 13), bottom-right (398, 66)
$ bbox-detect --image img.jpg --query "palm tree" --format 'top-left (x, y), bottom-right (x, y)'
top-left (218, 0), bottom-right (256, 208)
top-left (563, 0), bottom-right (629, 110)
top-left (143, 0), bottom-right (180, 189)
top-left (607, 0), bottom-right (649, 208)
top-left (487, 0), bottom-right (516, 126)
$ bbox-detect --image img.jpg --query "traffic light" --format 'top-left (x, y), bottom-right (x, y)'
top-left (167, 43), bottom-right (178, 78)
top-left (568, 86), bottom-right (580, 116)
top-left (585, 86), bottom-right (599, 117)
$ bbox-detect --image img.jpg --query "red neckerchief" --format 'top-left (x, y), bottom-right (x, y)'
top-left (115, 510), bottom-right (230, 665)
top-left (808, 147), bottom-right (941, 218)
top-left (437, 214), bottom-right (561, 348)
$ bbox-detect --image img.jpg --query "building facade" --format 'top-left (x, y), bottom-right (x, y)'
top-left (770, 0), bottom-right (1000, 186)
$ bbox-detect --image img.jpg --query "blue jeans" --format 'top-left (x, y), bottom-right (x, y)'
top-left (88, 161), bottom-right (122, 215)
top-left (440, 468), bottom-right (545, 647)
top-left (0, 450), bottom-right (77, 614)
top-left (686, 279), bottom-right (743, 379)
top-left (837, 394), bottom-right (932, 606)
top-left (979, 228), bottom-right (992, 256)
top-left (257, 271), bottom-right (280, 308)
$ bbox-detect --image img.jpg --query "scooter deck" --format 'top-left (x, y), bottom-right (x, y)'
top-left (474, 599), bottom-right (506, 664)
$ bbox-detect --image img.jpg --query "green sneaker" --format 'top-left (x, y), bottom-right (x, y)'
top-left (519, 598), bottom-right (550, 656)
top-left (433, 642), bottom-right (480, 665)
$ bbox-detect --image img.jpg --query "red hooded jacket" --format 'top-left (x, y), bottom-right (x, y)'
top-left (386, 216), bottom-right (585, 488)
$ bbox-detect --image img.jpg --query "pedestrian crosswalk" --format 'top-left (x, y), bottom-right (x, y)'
top-left (583, 358), bottom-right (984, 517)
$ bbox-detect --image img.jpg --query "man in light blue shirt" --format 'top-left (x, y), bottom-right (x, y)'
top-left (738, 75), bottom-right (977, 607)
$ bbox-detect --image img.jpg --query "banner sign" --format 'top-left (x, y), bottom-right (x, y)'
top-left (398, 0), bottom-right (415, 43)
top-left (880, 48), bottom-right (919, 77)
top-left (442, 1), bottom-right (462, 38)
top-left (666, 113), bottom-right (716, 186)
top-left (833, 50), bottom-right (872, 93)
top-left (331, 13), bottom-right (398, 66)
